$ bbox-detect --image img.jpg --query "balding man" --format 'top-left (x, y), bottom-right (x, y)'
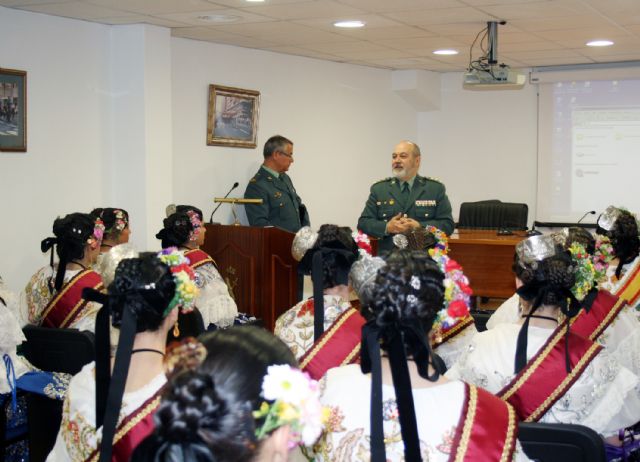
top-left (358, 140), bottom-right (454, 252)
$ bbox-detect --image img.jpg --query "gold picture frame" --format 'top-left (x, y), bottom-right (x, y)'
top-left (0, 68), bottom-right (27, 152)
top-left (207, 84), bottom-right (260, 148)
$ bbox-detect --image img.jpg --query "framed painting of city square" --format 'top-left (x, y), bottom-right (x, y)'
top-left (207, 84), bottom-right (260, 148)
top-left (0, 68), bottom-right (27, 152)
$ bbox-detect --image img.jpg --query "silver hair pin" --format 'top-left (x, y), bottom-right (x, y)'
top-left (516, 234), bottom-right (557, 264)
top-left (349, 254), bottom-right (386, 298)
top-left (291, 226), bottom-right (319, 262)
top-left (597, 206), bottom-right (623, 232)
top-left (393, 234), bottom-right (408, 249)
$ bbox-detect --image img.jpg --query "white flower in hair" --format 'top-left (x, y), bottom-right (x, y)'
top-left (410, 275), bottom-right (421, 290)
top-left (407, 294), bottom-right (417, 304)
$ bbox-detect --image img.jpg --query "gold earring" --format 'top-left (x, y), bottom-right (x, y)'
top-left (173, 320), bottom-right (180, 337)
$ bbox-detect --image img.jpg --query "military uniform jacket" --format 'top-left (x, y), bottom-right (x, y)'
top-left (357, 175), bottom-right (454, 251)
top-left (244, 166), bottom-right (310, 233)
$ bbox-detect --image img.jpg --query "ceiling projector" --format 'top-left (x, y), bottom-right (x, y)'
top-left (463, 65), bottom-right (526, 90)
top-left (463, 21), bottom-right (526, 90)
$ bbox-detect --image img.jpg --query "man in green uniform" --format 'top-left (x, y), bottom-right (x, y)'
top-left (244, 135), bottom-right (310, 233)
top-left (358, 140), bottom-right (454, 252)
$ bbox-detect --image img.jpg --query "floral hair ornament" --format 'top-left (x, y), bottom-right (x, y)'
top-left (353, 230), bottom-right (373, 256)
top-left (253, 365), bottom-right (329, 447)
top-left (157, 247), bottom-right (198, 315)
top-left (430, 253), bottom-right (473, 344)
top-left (567, 242), bottom-right (598, 301)
top-left (88, 218), bottom-right (105, 250)
top-left (164, 336), bottom-right (207, 377)
top-left (110, 209), bottom-right (128, 235)
top-left (594, 235), bottom-right (615, 271)
top-left (186, 210), bottom-right (202, 241)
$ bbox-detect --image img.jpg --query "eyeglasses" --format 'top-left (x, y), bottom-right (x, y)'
top-left (278, 151), bottom-right (294, 159)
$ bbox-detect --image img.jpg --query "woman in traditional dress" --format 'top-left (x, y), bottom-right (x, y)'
top-left (595, 206), bottom-right (640, 308)
top-left (275, 225), bottom-right (362, 377)
top-left (156, 206), bottom-right (237, 331)
top-left (447, 234), bottom-right (640, 441)
top-left (20, 213), bottom-right (105, 331)
top-left (47, 248), bottom-right (198, 462)
top-left (317, 249), bottom-right (526, 462)
top-left (133, 326), bottom-right (326, 462)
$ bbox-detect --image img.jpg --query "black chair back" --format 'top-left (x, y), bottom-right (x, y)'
top-left (458, 200), bottom-right (528, 230)
top-left (22, 325), bottom-right (95, 375)
top-left (519, 422), bottom-right (606, 462)
top-left (21, 325), bottom-right (96, 462)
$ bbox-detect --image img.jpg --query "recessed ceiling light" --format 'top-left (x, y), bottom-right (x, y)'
top-left (197, 14), bottom-right (242, 23)
top-left (433, 49), bottom-right (459, 55)
top-left (333, 20), bottom-right (365, 28)
top-left (586, 40), bottom-right (614, 47)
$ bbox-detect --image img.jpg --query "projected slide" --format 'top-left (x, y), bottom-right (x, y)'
top-left (538, 79), bottom-right (640, 222)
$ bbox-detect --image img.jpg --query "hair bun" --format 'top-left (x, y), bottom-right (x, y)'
top-left (41, 237), bottom-right (57, 253)
top-left (156, 371), bottom-right (228, 444)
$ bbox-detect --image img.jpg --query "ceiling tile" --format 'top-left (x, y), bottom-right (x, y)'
top-left (552, 34), bottom-right (639, 49)
top-left (102, 14), bottom-right (191, 26)
top-left (300, 40), bottom-right (391, 54)
top-left (460, 0), bottom-right (552, 4)
top-left (509, 14), bottom-right (617, 32)
top-left (330, 48), bottom-right (420, 60)
top-left (383, 7), bottom-right (493, 26)
top-left (337, 0), bottom-right (465, 14)
top-left (330, 25), bottom-right (436, 41)
top-left (498, 40), bottom-right (566, 52)
top-left (475, 1), bottom-right (582, 20)
top-left (207, 0), bottom-right (314, 6)
top-left (15, 1), bottom-right (130, 19)
top-left (238, 0), bottom-right (366, 20)
top-left (209, 21), bottom-right (348, 44)
top-left (376, 36), bottom-right (469, 54)
top-left (0, 0), bottom-right (72, 5)
top-left (522, 56), bottom-right (595, 66)
top-left (589, 52), bottom-right (640, 63)
top-left (172, 25), bottom-right (249, 40)
top-left (502, 48), bottom-right (585, 60)
top-left (86, 0), bottom-right (221, 15)
top-left (154, 8), bottom-right (273, 25)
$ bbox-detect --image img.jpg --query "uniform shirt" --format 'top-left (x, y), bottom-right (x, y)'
top-left (244, 165), bottom-right (310, 233)
top-left (357, 175), bottom-right (454, 252)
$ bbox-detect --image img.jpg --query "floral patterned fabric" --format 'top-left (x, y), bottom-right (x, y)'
top-left (19, 266), bottom-right (102, 332)
top-left (191, 259), bottom-right (238, 329)
top-left (315, 365), bottom-right (529, 462)
top-left (46, 362), bottom-right (165, 462)
top-left (446, 323), bottom-right (640, 437)
top-left (274, 295), bottom-right (353, 360)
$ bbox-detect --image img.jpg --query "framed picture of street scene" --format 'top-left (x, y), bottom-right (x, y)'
top-left (0, 68), bottom-right (27, 152)
top-left (207, 84), bottom-right (260, 148)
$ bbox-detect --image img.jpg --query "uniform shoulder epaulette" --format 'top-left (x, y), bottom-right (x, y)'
top-left (424, 176), bottom-right (443, 184)
top-left (373, 177), bottom-right (393, 185)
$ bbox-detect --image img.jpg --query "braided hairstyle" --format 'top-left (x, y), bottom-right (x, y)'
top-left (298, 224), bottom-right (359, 289)
top-left (176, 205), bottom-right (203, 222)
top-left (41, 213), bottom-right (96, 292)
top-left (512, 247), bottom-right (576, 310)
top-left (108, 252), bottom-right (176, 333)
top-left (91, 207), bottom-right (129, 241)
top-left (133, 326), bottom-right (296, 462)
top-left (598, 210), bottom-right (640, 266)
top-left (156, 212), bottom-right (193, 249)
top-left (366, 249), bottom-right (445, 353)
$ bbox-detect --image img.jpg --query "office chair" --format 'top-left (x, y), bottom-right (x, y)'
top-left (518, 422), bottom-right (606, 462)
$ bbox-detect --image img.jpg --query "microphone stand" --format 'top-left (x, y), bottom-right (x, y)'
top-left (209, 182), bottom-right (239, 223)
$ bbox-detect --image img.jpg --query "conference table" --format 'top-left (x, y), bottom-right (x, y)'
top-left (447, 229), bottom-right (528, 299)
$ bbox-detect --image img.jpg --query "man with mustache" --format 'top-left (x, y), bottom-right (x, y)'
top-left (358, 140), bottom-right (454, 252)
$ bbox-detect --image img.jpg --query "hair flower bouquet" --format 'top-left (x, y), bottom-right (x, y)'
top-left (254, 364), bottom-right (329, 447)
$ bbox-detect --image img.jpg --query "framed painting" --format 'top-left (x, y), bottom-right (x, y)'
top-left (0, 68), bottom-right (27, 152)
top-left (207, 84), bottom-right (260, 148)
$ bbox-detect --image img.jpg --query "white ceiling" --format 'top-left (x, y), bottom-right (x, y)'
top-left (3, 0), bottom-right (640, 71)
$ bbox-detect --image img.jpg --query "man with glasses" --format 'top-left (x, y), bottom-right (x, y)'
top-left (244, 135), bottom-right (310, 233)
top-left (358, 140), bottom-right (454, 252)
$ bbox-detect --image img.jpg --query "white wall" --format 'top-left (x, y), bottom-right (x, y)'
top-left (0, 8), bottom-right (111, 291)
top-left (171, 38), bottom-right (418, 229)
top-left (418, 73), bottom-right (538, 223)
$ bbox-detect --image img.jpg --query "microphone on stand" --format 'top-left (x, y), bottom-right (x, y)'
top-left (577, 210), bottom-right (596, 224)
top-left (209, 182), bottom-right (239, 224)
top-left (526, 222), bottom-right (542, 237)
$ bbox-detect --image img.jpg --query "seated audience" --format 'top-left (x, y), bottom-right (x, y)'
top-left (133, 326), bottom-right (326, 461)
top-left (157, 206), bottom-right (237, 331)
top-left (20, 213), bottom-right (104, 331)
top-left (275, 225), bottom-right (362, 376)
top-left (317, 249), bottom-right (526, 461)
top-left (47, 249), bottom-right (198, 462)
top-left (595, 206), bottom-right (640, 307)
top-left (447, 235), bottom-right (640, 441)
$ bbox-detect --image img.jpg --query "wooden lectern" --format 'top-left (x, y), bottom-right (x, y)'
top-left (202, 224), bottom-right (298, 331)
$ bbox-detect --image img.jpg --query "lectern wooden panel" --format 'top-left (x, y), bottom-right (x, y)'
top-left (202, 224), bottom-right (297, 330)
top-left (448, 230), bottom-right (526, 299)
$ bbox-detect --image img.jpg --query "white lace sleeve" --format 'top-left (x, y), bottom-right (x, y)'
top-left (194, 264), bottom-right (238, 328)
top-left (597, 304), bottom-right (640, 376)
top-left (435, 324), bottom-right (477, 369)
top-left (542, 351), bottom-right (640, 437)
top-left (487, 293), bottom-right (520, 330)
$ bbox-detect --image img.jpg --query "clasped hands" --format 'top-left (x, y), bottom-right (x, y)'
top-left (385, 213), bottom-right (421, 235)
